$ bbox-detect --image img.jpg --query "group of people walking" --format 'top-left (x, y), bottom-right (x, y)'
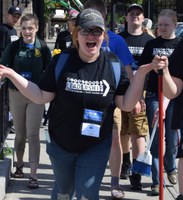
top-left (0, 1), bottom-right (183, 200)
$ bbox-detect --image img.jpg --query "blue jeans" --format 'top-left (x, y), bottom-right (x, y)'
top-left (46, 135), bottom-right (112, 200)
top-left (145, 92), bottom-right (179, 186)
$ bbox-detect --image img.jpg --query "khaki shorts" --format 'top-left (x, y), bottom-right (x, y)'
top-left (121, 111), bottom-right (148, 136)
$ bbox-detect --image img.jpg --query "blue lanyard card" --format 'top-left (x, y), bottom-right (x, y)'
top-left (81, 109), bottom-right (103, 138)
top-left (83, 109), bottom-right (103, 124)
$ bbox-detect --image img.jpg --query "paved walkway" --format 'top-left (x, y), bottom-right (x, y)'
top-left (1, 124), bottom-right (179, 200)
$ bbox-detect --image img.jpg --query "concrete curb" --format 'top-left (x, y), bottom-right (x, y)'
top-left (0, 156), bottom-right (13, 200)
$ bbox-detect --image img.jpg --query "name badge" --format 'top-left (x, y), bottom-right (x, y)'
top-left (81, 109), bottom-right (103, 138)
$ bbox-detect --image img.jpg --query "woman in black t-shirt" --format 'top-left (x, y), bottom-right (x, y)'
top-left (0, 9), bottom-right (155, 200)
top-left (140, 9), bottom-right (181, 196)
top-left (152, 39), bottom-right (183, 200)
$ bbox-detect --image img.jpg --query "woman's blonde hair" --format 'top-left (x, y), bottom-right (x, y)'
top-left (158, 9), bottom-right (177, 25)
top-left (72, 26), bottom-right (109, 50)
top-left (143, 27), bottom-right (155, 38)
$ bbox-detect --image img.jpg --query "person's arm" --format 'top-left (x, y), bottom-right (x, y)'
top-left (115, 63), bottom-right (152, 111)
top-left (0, 65), bottom-right (55, 104)
top-left (152, 55), bottom-right (183, 98)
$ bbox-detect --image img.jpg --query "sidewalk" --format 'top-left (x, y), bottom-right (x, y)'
top-left (0, 124), bottom-right (179, 200)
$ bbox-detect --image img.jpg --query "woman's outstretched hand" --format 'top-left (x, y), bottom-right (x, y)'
top-left (0, 64), bottom-right (13, 79)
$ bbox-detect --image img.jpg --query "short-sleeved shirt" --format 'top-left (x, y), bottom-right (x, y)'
top-left (140, 36), bottom-right (181, 93)
top-left (168, 40), bottom-right (183, 128)
top-left (38, 48), bottom-right (130, 152)
top-left (54, 30), bottom-right (72, 50)
top-left (119, 31), bottom-right (154, 69)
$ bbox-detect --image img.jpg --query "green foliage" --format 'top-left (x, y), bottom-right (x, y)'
top-left (125, 0), bottom-right (143, 5)
top-left (0, 143), bottom-right (13, 159)
top-left (3, 143), bottom-right (13, 156)
top-left (44, 0), bottom-right (56, 22)
top-left (44, 0), bottom-right (144, 22)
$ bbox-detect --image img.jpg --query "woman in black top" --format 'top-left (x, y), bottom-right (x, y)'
top-left (0, 9), bottom-right (154, 200)
top-left (152, 39), bottom-right (183, 200)
top-left (140, 9), bottom-right (181, 196)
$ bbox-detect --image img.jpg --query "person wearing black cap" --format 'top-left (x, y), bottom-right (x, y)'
top-left (0, 6), bottom-right (22, 134)
top-left (118, 3), bottom-right (154, 191)
top-left (0, 8), bottom-right (155, 199)
top-left (0, 6), bottom-right (22, 57)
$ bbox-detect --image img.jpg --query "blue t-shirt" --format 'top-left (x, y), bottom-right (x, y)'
top-left (102, 30), bottom-right (134, 67)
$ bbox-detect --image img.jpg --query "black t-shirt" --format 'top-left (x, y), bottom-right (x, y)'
top-left (169, 39), bottom-right (183, 81)
top-left (38, 48), bottom-right (129, 152)
top-left (140, 36), bottom-right (181, 93)
top-left (54, 30), bottom-right (72, 50)
top-left (118, 31), bottom-right (153, 68)
top-left (168, 40), bottom-right (183, 128)
top-left (0, 24), bottom-right (18, 57)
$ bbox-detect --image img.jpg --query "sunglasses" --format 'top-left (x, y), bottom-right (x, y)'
top-left (79, 28), bottom-right (103, 36)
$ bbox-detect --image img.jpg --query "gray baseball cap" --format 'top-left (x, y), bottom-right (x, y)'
top-left (76, 9), bottom-right (105, 30)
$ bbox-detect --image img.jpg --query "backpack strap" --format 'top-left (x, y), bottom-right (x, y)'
top-left (111, 61), bottom-right (121, 88)
top-left (55, 53), bottom-right (70, 81)
top-left (106, 52), bottom-right (122, 88)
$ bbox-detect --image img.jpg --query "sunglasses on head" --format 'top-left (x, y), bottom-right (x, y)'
top-left (79, 28), bottom-right (103, 36)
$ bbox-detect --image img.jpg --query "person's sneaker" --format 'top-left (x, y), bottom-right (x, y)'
top-left (167, 171), bottom-right (177, 185)
top-left (129, 173), bottom-right (142, 190)
top-left (151, 185), bottom-right (159, 196)
top-left (120, 162), bottom-right (131, 179)
top-left (176, 195), bottom-right (183, 200)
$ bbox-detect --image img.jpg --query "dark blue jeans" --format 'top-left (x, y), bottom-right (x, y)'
top-left (145, 92), bottom-right (179, 186)
top-left (46, 135), bottom-right (112, 200)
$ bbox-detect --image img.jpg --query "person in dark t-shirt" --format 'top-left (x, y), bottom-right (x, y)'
top-left (0, 6), bottom-right (22, 134)
top-left (54, 9), bottom-right (79, 50)
top-left (0, 9), bottom-right (155, 199)
top-left (140, 9), bottom-right (181, 196)
top-left (0, 6), bottom-right (22, 57)
top-left (152, 39), bottom-right (183, 200)
top-left (118, 3), bottom-right (154, 190)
